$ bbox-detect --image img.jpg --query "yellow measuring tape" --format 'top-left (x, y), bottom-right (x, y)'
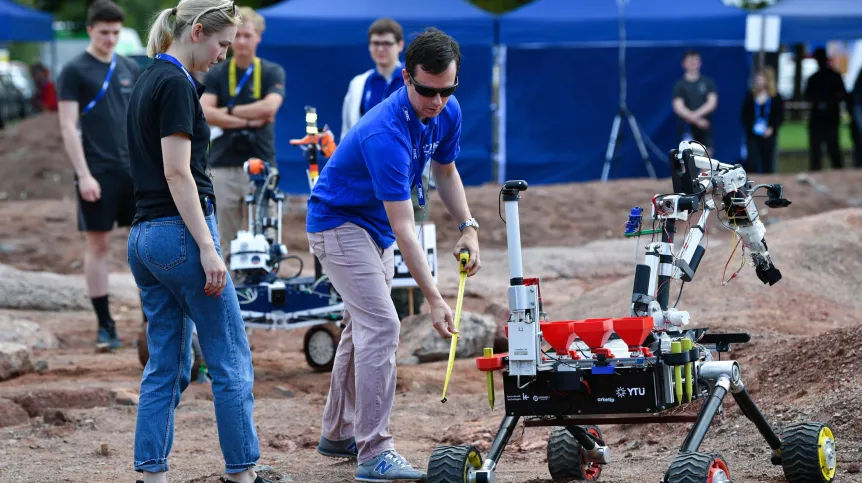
top-left (441, 250), bottom-right (470, 403)
top-left (228, 57), bottom-right (262, 100)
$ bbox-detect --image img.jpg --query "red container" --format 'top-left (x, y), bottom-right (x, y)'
top-left (612, 316), bottom-right (653, 348)
top-left (540, 320), bottom-right (577, 354)
top-left (572, 318), bottom-right (614, 349)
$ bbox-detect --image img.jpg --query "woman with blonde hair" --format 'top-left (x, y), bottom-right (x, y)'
top-left (741, 66), bottom-right (785, 173)
top-left (126, 2), bottom-right (271, 482)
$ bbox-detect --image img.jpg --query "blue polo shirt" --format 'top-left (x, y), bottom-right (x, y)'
top-left (307, 86), bottom-right (462, 249)
top-left (361, 64), bottom-right (405, 116)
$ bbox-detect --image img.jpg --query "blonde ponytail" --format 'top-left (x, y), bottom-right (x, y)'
top-left (146, 1), bottom-right (241, 58)
top-left (146, 8), bottom-right (175, 58)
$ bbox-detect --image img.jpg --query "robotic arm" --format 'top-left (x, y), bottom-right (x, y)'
top-left (629, 141), bottom-right (791, 329)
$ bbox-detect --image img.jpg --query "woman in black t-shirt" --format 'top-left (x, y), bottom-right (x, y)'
top-left (126, 2), bottom-right (270, 483)
top-left (741, 67), bottom-right (785, 174)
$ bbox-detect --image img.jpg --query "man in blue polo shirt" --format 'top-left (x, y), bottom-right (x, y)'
top-left (308, 28), bottom-right (481, 482)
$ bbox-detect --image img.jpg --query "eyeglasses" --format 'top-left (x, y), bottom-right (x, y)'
top-left (409, 73), bottom-right (458, 98)
top-left (370, 40), bottom-right (396, 49)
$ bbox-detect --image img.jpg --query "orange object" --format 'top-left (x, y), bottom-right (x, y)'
top-left (476, 352), bottom-right (506, 371)
top-left (248, 158), bottom-right (264, 175)
top-left (612, 317), bottom-right (653, 349)
top-left (319, 130), bottom-right (336, 157)
top-left (572, 318), bottom-right (614, 350)
top-left (289, 134), bottom-right (318, 145)
top-left (540, 320), bottom-right (577, 355)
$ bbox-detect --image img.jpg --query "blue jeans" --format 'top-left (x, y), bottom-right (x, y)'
top-left (128, 213), bottom-right (259, 474)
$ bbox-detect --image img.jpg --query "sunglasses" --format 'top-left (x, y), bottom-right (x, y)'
top-left (409, 73), bottom-right (458, 98)
top-left (192, 1), bottom-right (237, 25)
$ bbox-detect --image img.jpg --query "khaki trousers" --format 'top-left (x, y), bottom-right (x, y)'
top-left (307, 222), bottom-right (398, 464)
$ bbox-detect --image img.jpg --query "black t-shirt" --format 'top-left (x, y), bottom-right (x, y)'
top-left (57, 51), bottom-right (141, 175)
top-left (127, 59), bottom-right (215, 225)
top-left (203, 58), bottom-right (285, 168)
top-left (673, 75), bottom-right (717, 132)
top-left (805, 67), bottom-right (847, 125)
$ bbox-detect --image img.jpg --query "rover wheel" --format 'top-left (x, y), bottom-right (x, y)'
top-left (547, 425), bottom-right (603, 481)
top-left (664, 452), bottom-right (730, 483)
top-left (304, 324), bottom-right (338, 372)
top-left (427, 445), bottom-right (483, 483)
top-left (781, 422), bottom-right (836, 483)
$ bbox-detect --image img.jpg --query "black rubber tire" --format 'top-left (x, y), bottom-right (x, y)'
top-left (137, 321), bottom-right (203, 378)
top-left (427, 445), bottom-right (483, 483)
top-left (303, 324), bottom-right (339, 372)
top-left (781, 422), bottom-right (836, 483)
top-left (664, 452), bottom-right (730, 483)
top-left (547, 425), bottom-right (603, 481)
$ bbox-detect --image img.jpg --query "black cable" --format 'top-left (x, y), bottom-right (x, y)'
top-left (498, 186), bottom-right (506, 225)
top-left (673, 281), bottom-right (685, 308)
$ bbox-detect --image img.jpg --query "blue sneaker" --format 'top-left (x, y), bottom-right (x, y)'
top-left (96, 328), bottom-right (112, 352)
top-left (355, 450), bottom-right (426, 482)
top-left (317, 436), bottom-right (358, 459)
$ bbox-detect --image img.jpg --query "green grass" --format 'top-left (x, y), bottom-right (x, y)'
top-left (777, 120), bottom-right (855, 152)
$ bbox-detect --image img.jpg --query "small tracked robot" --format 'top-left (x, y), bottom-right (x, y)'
top-left (426, 141), bottom-right (837, 483)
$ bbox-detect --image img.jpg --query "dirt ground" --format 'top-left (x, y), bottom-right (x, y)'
top-left (1, 114), bottom-right (861, 482)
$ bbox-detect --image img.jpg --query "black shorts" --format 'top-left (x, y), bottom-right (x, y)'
top-left (76, 170), bottom-right (136, 232)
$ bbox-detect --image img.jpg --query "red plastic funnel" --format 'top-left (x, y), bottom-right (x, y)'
top-left (613, 317), bottom-right (653, 348)
top-left (572, 318), bottom-right (613, 349)
top-left (541, 321), bottom-right (577, 354)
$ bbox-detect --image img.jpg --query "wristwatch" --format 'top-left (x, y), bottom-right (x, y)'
top-left (459, 218), bottom-right (480, 233)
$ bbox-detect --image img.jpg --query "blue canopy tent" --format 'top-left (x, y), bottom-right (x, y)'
top-left (0, 0), bottom-right (54, 42)
top-left (497, 0), bottom-right (750, 186)
top-left (754, 0), bottom-right (862, 43)
top-left (257, 0), bottom-right (496, 194)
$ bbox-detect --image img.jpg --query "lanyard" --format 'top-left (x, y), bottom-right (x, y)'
top-left (228, 57), bottom-right (261, 106)
top-left (82, 53), bottom-right (117, 115)
top-left (154, 53), bottom-right (196, 87)
top-left (755, 97), bottom-right (771, 121)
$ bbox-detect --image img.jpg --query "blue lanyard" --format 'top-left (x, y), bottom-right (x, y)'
top-left (755, 97), bottom-right (771, 121)
top-left (154, 53), bottom-right (196, 87)
top-left (228, 64), bottom-right (255, 107)
top-left (82, 53), bottom-right (117, 115)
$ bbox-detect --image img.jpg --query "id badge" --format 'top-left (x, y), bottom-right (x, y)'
top-left (753, 119), bottom-right (767, 136)
top-left (416, 181), bottom-right (426, 207)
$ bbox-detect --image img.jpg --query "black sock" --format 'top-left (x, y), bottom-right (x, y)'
top-left (91, 295), bottom-right (113, 331)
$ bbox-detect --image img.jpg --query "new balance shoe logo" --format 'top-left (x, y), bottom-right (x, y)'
top-left (347, 442), bottom-right (358, 454)
top-left (375, 460), bottom-right (394, 475)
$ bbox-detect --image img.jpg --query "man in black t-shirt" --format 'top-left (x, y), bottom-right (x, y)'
top-left (57, 0), bottom-right (140, 352)
top-left (805, 47), bottom-right (847, 171)
top-left (672, 50), bottom-right (718, 153)
top-left (201, 6), bottom-right (285, 247)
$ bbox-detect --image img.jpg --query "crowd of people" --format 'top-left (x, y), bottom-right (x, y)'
top-left (672, 47), bottom-right (862, 174)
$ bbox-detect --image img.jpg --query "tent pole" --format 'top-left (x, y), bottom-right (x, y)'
top-left (496, 45), bottom-right (507, 185)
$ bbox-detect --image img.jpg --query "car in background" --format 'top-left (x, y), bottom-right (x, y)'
top-left (0, 61), bottom-right (36, 125)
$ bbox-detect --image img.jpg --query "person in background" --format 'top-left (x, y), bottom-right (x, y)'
top-left (201, 6), bottom-right (285, 247)
top-left (126, 1), bottom-right (272, 482)
top-left (849, 65), bottom-right (862, 168)
top-left (30, 63), bottom-right (58, 112)
top-left (57, 0), bottom-right (141, 352)
top-left (805, 47), bottom-right (847, 171)
top-left (742, 66), bottom-right (784, 174)
top-left (672, 49), bottom-right (718, 154)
